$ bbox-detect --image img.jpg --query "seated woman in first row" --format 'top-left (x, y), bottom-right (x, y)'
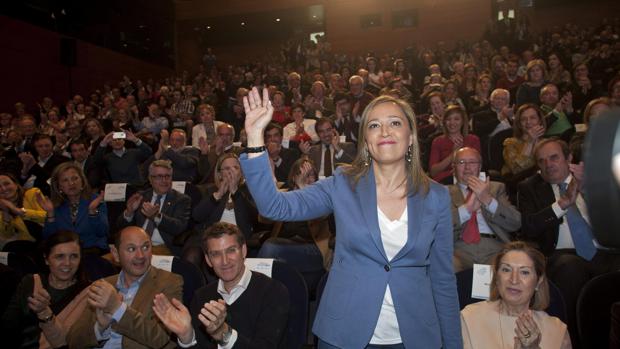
top-left (461, 241), bottom-right (571, 348)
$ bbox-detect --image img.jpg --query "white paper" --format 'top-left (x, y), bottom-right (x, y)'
top-left (281, 139), bottom-right (290, 149)
top-left (575, 123), bottom-right (587, 133)
top-left (172, 181), bottom-right (187, 194)
top-left (472, 264), bottom-right (493, 300)
top-left (497, 11), bottom-right (504, 21)
top-left (245, 258), bottom-right (274, 278)
top-left (0, 252), bottom-right (8, 266)
top-left (104, 183), bottom-right (127, 202)
top-left (151, 255), bottom-right (175, 272)
top-left (508, 9), bottom-right (515, 19)
top-left (339, 135), bottom-right (346, 143)
top-left (232, 142), bottom-right (242, 148)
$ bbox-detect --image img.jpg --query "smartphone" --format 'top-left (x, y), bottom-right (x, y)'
top-left (113, 132), bottom-right (126, 139)
top-left (478, 171), bottom-right (487, 182)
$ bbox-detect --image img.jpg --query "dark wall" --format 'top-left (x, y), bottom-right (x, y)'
top-left (0, 16), bottom-right (174, 113)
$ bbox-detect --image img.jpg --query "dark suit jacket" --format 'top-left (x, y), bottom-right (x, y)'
top-left (67, 267), bottom-right (182, 349)
top-left (307, 142), bottom-right (356, 175)
top-left (117, 189), bottom-right (191, 252)
top-left (143, 147), bottom-right (201, 183)
top-left (23, 154), bottom-right (70, 196)
top-left (274, 147), bottom-right (300, 186)
top-left (448, 181), bottom-right (521, 243)
top-left (82, 157), bottom-right (103, 190)
top-left (192, 184), bottom-right (257, 240)
top-left (517, 173), bottom-right (563, 255)
top-left (189, 271), bottom-right (289, 349)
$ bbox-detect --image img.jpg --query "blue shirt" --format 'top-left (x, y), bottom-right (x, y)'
top-left (95, 268), bottom-right (151, 348)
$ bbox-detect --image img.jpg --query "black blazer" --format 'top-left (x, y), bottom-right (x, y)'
top-left (117, 188), bottom-right (191, 250)
top-left (192, 184), bottom-right (257, 240)
top-left (23, 154), bottom-right (70, 196)
top-left (517, 173), bottom-right (562, 255)
top-left (274, 147), bottom-right (300, 186)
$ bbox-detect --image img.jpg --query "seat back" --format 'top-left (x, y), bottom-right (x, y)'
top-left (576, 270), bottom-right (620, 349)
top-left (171, 257), bottom-right (206, 306)
top-left (82, 254), bottom-right (118, 281)
top-left (271, 260), bottom-right (308, 349)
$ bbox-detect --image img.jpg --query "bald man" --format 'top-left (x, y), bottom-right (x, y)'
top-left (67, 226), bottom-right (183, 349)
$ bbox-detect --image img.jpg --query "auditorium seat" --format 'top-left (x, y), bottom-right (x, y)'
top-left (576, 270), bottom-right (620, 349)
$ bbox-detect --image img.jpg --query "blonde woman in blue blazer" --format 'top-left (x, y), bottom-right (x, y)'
top-left (241, 88), bottom-right (461, 349)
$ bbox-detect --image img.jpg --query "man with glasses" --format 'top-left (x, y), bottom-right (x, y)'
top-left (302, 118), bottom-right (356, 178)
top-left (149, 222), bottom-right (289, 348)
top-left (118, 160), bottom-right (191, 255)
top-left (448, 147), bottom-right (521, 272)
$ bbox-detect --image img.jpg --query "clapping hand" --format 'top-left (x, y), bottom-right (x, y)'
top-left (299, 140), bottom-right (311, 155)
top-left (198, 137), bottom-right (210, 155)
top-left (527, 125), bottom-right (545, 142)
top-left (152, 293), bottom-right (194, 344)
top-left (35, 192), bottom-right (55, 216)
top-left (466, 176), bottom-right (492, 206)
top-left (88, 191), bottom-right (104, 215)
top-left (514, 311), bottom-right (541, 348)
top-left (125, 193), bottom-right (144, 215)
top-left (450, 134), bottom-right (464, 150)
top-left (141, 201), bottom-right (160, 219)
top-left (198, 299), bottom-right (228, 341)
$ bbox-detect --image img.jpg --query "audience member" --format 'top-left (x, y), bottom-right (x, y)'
top-left (93, 129), bottom-right (153, 186)
top-left (448, 148), bottom-right (521, 272)
top-left (461, 241), bottom-right (571, 348)
top-left (501, 103), bottom-right (546, 179)
top-left (1, 231), bottom-right (90, 349)
top-left (301, 118), bottom-right (356, 178)
top-left (517, 138), bottom-right (620, 348)
top-left (19, 134), bottom-right (70, 196)
top-left (429, 105), bottom-right (481, 184)
top-left (118, 160), bottom-right (191, 256)
top-left (66, 226), bottom-right (183, 348)
top-left (0, 173), bottom-right (46, 249)
top-left (152, 222), bottom-right (290, 348)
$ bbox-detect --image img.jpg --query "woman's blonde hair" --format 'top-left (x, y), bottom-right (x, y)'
top-left (513, 103), bottom-right (546, 139)
top-left (489, 241), bottom-right (550, 311)
top-left (214, 153), bottom-right (244, 187)
top-left (525, 59), bottom-right (548, 82)
top-left (342, 95), bottom-right (429, 196)
top-left (50, 162), bottom-right (92, 207)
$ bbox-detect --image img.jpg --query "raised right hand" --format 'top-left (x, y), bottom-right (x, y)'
top-left (35, 192), bottom-right (54, 215)
top-left (243, 87), bottom-right (273, 147)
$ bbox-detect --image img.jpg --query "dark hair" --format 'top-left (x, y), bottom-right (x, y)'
top-left (33, 133), bottom-right (54, 145)
top-left (0, 172), bottom-right (25, 207)
top-left (264, 122), bottom-right (283, 137)
top-left (315, 117), bottom-right (336, 131)
top-left (201, 222), bottom-right (246, 253)
top-left (69, 138), bottom-right (89, 151)
top-left (41, 230), bottom-right (89, 285)
top-left (291, 103), bottom-right (306, 113)
top-left (288, 158), bottom-right (317, 189)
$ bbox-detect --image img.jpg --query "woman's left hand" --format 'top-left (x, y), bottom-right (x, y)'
top-left (88, 191), bottom-right (104, 215)
top-left (514, 311), bottom-right (541, 348)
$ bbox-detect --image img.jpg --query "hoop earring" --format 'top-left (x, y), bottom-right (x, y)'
top-left (405, 145), bottom-right (413, 163)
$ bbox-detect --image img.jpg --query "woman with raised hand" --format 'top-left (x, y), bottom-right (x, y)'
top-left (240, 87), bottom-right (461, 349)
top-left (38, 162), bottom-right (108, 254)
top-left (1, 230), bottom-right (90, 348)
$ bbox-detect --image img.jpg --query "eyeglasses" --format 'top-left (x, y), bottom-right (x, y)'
top-left (454, 160), bottom-right (480, 166)
top-left (150, 174), bottom-right (172, 181)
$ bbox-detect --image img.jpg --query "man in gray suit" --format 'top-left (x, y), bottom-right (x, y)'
top-left (301, 117), bottom-right (356, 177)
top-left (448, 147), bottom-right (521, 271)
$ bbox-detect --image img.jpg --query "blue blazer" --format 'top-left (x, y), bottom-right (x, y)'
top-left (42, 195), bottom-right (109, 250)
top-left (240, 153), bottom-right (462, 349)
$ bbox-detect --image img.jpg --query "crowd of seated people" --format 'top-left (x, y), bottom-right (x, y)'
top-left (0, 17), bottom-right (619, 348)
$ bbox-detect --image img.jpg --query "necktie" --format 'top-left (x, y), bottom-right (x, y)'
top-left (462, 189), bottom-right (481, 244)
top-left (559, 183), bottom-right (597, 261)
top-left (323, 145), bottom-right (332, 177)
top-left (145, 195), bottom-right (162, 236)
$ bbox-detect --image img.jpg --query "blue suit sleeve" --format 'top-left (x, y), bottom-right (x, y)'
top-left (240, 152), bottom-right (333, 221)
top-left (429, 185), bottom-right (463, 349)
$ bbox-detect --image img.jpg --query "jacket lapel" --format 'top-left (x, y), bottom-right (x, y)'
top-left (392, 191), bottom-right (424, 261)
top-left (356, 168), bottom-right (388, 261)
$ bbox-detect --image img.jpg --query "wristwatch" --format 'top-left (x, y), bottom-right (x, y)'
top-left (38, 313), bottom-right (54, 323)
top-left (218, 324), bottom-right (233, 346)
